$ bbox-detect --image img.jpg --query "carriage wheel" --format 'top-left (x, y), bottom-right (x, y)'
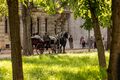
top-left (36, 43), bottom-right (44, 54)
top-left (39, 49), bottom-right (44, 54)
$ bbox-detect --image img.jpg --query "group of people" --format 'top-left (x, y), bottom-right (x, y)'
top-left (68, 35), bottom-right (96, 49)
top-left (80, 36), bottom-right (96, 49)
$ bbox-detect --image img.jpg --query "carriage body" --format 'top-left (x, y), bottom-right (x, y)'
top-left (31, 37), bottom-right (45, 54)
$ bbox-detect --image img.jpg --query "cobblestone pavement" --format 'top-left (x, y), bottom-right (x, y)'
top-left (0, 48), bottom-right (97, 59)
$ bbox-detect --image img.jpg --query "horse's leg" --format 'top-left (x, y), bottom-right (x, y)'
top-left (63, 46), bottom-right (65, 53)
top-left (57, 46), bottom-right (60, 53)
top-left (60, 46), bottom-right (62, 53)
top-left (39, 49), bottom-right (44, 54)
top-left (53, 45), bottom-right (56, 53)
top-left (53, 44), bottom-right (56, 53)
top-left (51, 44), bottom-right (56, 54)
top-left (36, 49), bottom-right (39, 55)
top-left (49, 48), bottom-right (51, 54)
top-left (63, 43), bottom-right (66, 53)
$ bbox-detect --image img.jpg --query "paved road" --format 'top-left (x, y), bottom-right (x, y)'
top-left (0, 49), bottom-right (97, 59)
top-left (0, 50), bottom-right (11, 59)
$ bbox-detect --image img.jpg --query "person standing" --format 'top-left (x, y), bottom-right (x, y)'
top-left (89, 36), bottom-right (94, 48)
top-left (68, 35), bottom-right (74, 49)
top-left (80, 36), bottom-right (86, 48)
top-left (43, 32), bottom-right (51, 52)
top-left (82, 38), bottom-right (86, 48)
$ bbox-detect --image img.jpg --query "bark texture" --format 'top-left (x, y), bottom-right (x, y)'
top-left (7, 0), bottom-right (24, 80)
top-left (108, 0), bottom-right (120, 79)
top-left (88, 0), bottom-right (106, 68)
top-left (22, 3), bottom-right (33, 55)
top-left (106, 27), bottom-right (111, 50)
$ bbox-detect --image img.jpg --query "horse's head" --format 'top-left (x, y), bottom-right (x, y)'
top-left (63, 32), bottom-right (68, 39)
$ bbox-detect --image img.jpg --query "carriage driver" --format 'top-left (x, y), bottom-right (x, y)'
top-left (43, 32), bottom-right (51, 51)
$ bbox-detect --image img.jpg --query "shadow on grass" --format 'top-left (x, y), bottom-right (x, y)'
top-left (0, 66), bottom-right (11, 80)
top-left (26, 66), bottom-right (103, 80)
top-left (23, 54), bottom-right (98, 68)
top-left (26, 67), bottom-right (86, 80)
top-left (0, 53), bottom-right (107, 80)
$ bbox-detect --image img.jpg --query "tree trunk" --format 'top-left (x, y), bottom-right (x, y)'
top-left (22, 3), bottom-right (33, 55)
top-left (88, 30), bottom-right (91, 52)
top-left (106, 27), bottom-right (111, 50)
top-left (107, 0), bottom-right (120, 79)
top-left (88, 0), bottom-right (106, 68)
top-left (7, 0), bottom-right (24, 80)
top-left (22, 4), bottom-right (28, 55)
top-left (92, 14), bottom-right (106, 68)
top-left (26, 10), bottom-right (33, 55)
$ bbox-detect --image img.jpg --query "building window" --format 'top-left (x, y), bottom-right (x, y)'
top-left (30, 17), bottom-right (33, 36)
top-left (45, 18), bottom-right (47, 32)
top-left (6, 44), bottom-right (10, 48)
top-left (37, 17), bottom-right (39, 34)
top-left (5, 16), bottom-right (8, 34)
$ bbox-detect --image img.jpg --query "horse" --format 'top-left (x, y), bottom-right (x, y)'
top-left (31, 35), bottom-right (44, 54)
top-left (56, 32), bottom-right (68, 53)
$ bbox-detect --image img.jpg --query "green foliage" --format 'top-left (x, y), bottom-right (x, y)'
top-left (0, 0), bottom-right (7, 16)
top-left (0, 61), bottom-right (11, 80)
top-left (99, 0), bottom-right (111, 27)
top-left (32, 0), bottom-right (65, 14)
top-left (0, 67), bottom-right (8, 80)
top-left (0, 52), bottom-right (109, 80)
top-left (80, 10), bottom-right (93, 30)
top-left (61, 0), bottom-right (111, 30)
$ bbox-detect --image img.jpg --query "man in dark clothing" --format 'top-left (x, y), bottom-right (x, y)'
top-left (68, 35), bottom-right (73, 49)
top-left (43, 32), bottom-right (51, 50)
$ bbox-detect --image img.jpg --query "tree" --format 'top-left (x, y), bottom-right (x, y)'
top-left (6, 0), bottom-right (24, 80)
top-left (22, 1), bottom-right (33, 55)
top-left (88, 0), bottom-right (106, 68)
top-left (63, 0), bottom-right (108, 68)
top-left (107, 0), bottom-right (120, 79)
top-left (99, 1), bottom-right (112, 51)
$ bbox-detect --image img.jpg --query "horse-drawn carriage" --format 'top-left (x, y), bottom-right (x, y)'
top-left (31, 32), bottom-right (68, 54)
top-left (31, 35), bottom-right (44, 54)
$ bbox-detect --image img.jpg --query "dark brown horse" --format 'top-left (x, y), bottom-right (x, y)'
top-left (56, 32), bottom-right (68, 53)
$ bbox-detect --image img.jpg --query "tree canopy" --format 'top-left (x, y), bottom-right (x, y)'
top-left (60, 0), bottom-right (111, 29)
top-left (0, 0), bottom-right (7, 16)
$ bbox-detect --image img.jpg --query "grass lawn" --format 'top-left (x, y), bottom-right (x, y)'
top-left (0, 52), bottom-right (109, 80)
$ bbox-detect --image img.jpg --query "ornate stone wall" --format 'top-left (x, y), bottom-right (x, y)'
top-left (0, 17), bottom-right (10, 49)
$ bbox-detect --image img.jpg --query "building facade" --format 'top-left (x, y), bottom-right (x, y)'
top-left (0, 8), bottom-right (107, 49)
